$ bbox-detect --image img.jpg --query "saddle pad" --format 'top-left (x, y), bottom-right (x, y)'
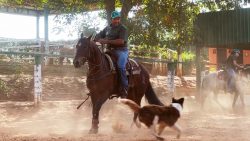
top-left (104, 54), bottom-right (141, 75)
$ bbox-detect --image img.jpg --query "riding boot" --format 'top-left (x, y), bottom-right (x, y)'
top-left (117, 68), bottom-right (128, 98)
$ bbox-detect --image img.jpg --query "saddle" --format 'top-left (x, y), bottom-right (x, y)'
top-left (217, 70), bottom-right (227, 81)
top-left (104, 51), bottom-right (141, 76)
top-left (217, 70), bottom-right (225, 80)
top-left (104, 51), bottom-right (141, 97)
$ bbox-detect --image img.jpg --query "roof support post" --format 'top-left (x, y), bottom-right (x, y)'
top-left (44, 7), bottom-right (49, 54)
top-left (34, 55), bottom-right (42, 106)
top-left (36, 13), bottom-right (40, 44)
top-left (196, 46), bottom-right (202, 96)
top-left (167, 62), bottom-right (176, 99)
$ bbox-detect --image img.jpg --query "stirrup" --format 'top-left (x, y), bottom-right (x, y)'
top-left (120, 88), bottom-right (128, 98)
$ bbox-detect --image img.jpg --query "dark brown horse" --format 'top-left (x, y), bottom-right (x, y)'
top-left (73, 34), bottom-right (163, 134)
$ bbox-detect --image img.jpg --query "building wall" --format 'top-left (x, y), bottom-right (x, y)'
top-left (208, 48), bottom-right (217, 71)
top-left (226, 49), bottom-right (231, 57)
top-left (208, 48), bottom-right (217, 64)
top-left (208, 48), bottom-right (250, 70)
top-left (243, 50), bottom-right (250, 64)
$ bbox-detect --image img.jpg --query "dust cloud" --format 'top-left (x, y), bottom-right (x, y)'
top-left (0, 75), bottom-right (250, 141)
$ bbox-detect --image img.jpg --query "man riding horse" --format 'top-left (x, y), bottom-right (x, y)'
top-left (95, 10), bottom-right (129, 98)
top-left (225, 49), bottom-right (244, 94)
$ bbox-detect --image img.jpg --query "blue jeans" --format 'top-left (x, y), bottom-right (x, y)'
top-left (113, 49), bottom-right (129, 88)
top-left (226, 68), bottom-right (236, 93)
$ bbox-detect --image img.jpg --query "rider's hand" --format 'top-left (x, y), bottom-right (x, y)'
top-left (98, 39), bottom-right (109, 44)
top-left (95, 42), bottom-right (101, 46)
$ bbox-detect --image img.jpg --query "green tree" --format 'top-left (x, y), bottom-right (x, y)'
top-left (1, 0), bottom-right (249, 62)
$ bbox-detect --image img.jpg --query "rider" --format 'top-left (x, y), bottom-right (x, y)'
top-left (95, 10), bottom-right (129, 98)
top-left (225, 49), bottom-right (244, 94)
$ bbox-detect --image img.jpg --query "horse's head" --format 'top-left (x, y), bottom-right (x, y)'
top-left (240, 66), bottom-right (250, 78)
top-left (73, 34), bottom-right (95, 68)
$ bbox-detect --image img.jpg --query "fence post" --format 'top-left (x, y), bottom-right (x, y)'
top-left (167, 62), bottom-right (176, 98)
top-left (34, 55), bottom-right (42, 105)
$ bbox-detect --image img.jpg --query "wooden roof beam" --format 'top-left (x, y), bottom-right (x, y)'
top-left (0, 6), bottom-right (43, 16)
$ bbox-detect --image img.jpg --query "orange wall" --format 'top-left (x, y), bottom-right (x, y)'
top-left (243, 50), bottom-right (250, 64)
top-left (208, 48), bottom-right (217, 64)
top-left (209, 49), bottom-right (250, 65)
top-left (208, 48), bottom-right (217, 71)
top-left (226, 49), bottom-right (231, 57)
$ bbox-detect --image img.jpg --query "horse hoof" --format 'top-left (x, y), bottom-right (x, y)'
top-left (232, 104), bottom-right (236, 109)
top-left (176, 134), bottom-right (181, 139)
top-left (156, 136), bottom-right (165, 141)
top-left (88, 128), bottom-right (98, 134)
top-left (135, 121), bottom-right (141, 128)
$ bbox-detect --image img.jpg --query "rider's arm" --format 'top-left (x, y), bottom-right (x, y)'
top-left (233, 60), bottom-right (244, 69)
top-left (98, 26), bottom-right (128, 47)
top-left (99, 39), bottom-right (125, 45)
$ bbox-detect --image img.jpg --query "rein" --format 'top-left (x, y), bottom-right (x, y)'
top-left (85, 41), bottom-right (112, 81)
top-left (77, 94), bottom-right (90, 109)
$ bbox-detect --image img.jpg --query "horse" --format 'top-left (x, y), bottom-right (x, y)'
top-left (73, 34), bottom-right (163, 134)
top-left (199, 67), bottom-right (250, 108)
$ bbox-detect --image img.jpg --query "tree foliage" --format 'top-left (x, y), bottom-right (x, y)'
top-left (0, 0), bottom-right (100, 12)
top-left (128, 0), bottom-right (200, 49)
top-left (1, 0), bottom-right (249, 49)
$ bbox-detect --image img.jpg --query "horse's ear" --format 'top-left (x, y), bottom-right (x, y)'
top-left (86, 33), bottom-right (96, 41)
top-left (81, 33), bottom-right (84, 39)
top-left (90, 33), bottom-right (96, 41)
top-left (87, 35), bottom-right (92, 40)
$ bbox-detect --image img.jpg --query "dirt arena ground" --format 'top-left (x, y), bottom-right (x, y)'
top-left (0, 76), bottom-right (250, 141)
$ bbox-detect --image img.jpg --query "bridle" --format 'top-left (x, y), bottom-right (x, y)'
top-left (75, 34), bottom-right (97, 66)
top-left (76, 34), bottom-right (111, 80)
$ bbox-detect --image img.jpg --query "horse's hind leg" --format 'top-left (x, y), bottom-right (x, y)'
top-left (239, 92), bottom-right (245, 106)
top-left (237, 85), bottom-right (245, 107)
top-left (200, 90), bottom-right (208, 109)
top-left (89, 96), bottom-right (107, 134)
top-left (213, 90), bottom-right (222, 107)
top-left (232, 92), bottom-right (239, 108)
top-left (130, 89), bottom-right (143, 128)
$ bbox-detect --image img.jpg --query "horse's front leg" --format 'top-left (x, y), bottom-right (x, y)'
top-left (89, 96), bottom-right (107, 134)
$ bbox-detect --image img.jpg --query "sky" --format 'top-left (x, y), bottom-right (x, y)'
top-left (0, 11), bottom-right (106, 41)
top-left (0, 13), bottom-right (37, 40)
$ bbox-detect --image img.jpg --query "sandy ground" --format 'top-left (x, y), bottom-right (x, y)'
top-left (0, 76), bottom-right (250, 141)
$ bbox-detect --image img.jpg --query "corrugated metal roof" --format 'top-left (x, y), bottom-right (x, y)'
top-left (196, 8), bottom-right (250, 49)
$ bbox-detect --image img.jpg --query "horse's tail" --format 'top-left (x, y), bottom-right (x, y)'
top-left (138, 63), bottom-right (164, 106)
top-left (145, 82), bottom-right (164, 106)
top-left (118, 98), bottom-right (140, 113)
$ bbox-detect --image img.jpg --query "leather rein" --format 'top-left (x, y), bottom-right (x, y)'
top-left (83, 35), bottom-right (112, 81)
